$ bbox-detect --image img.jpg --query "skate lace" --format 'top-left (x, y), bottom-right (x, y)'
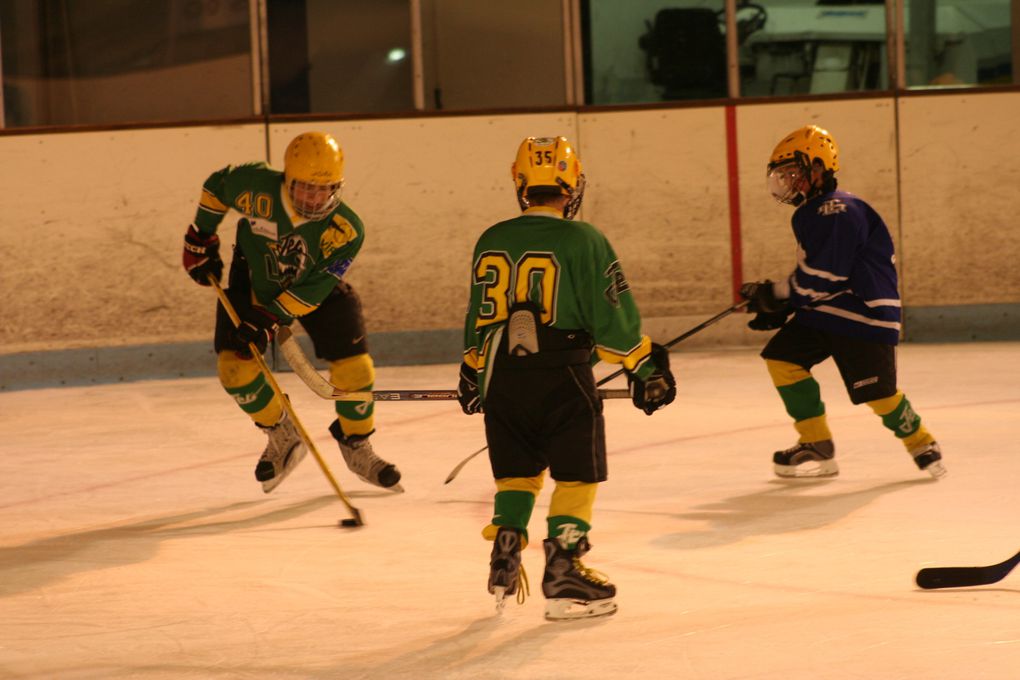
top-left (342, 439), bottom-right (386, 478)
top-left (515, 564), bottom-right (530, 605)
top-left (573, 557), bottom-right (610, 585)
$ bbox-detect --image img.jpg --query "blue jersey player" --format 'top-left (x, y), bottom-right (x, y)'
top-left (740, 125), bottom-right (945, 480)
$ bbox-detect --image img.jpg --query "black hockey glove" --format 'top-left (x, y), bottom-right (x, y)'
top-left (748, 309), bottom-right (792, 332)
top-left (457, 362), bottom-right (482, 415)
top-left (739, 279), bottom-right (787, 314)
top-left (182, 224), bottom-right (223, 286)
top-left (231, 307), bottom-right (279, 355)
top-left (626, 343), bottom-right (677, 416)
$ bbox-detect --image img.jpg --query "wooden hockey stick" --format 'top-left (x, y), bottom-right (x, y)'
top-left (209, 277), bottom-right (364, 527)
top-left (443, 300), bottom-right (750, 484)
top-left (915, 549), bottom-right (1020, 589)
top-left (276, 325), bottom-right (629, 401)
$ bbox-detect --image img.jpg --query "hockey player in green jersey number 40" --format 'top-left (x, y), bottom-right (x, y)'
top-left (740, 124), bottom-right (945, 480)
top-left (458, 136), bottom-right (677, 621)
top-left (181, 131), bottom-right (402, 494)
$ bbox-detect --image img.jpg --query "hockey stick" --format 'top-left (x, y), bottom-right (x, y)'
top-left (915, 549), bottom-right (1020, 589)
top-left (209, 276), bottom-right (364, 527)
top-left (276, 325), bottom-right (630, 401)
top-left (443, 300), bottom-right (750, 484)
top-left (595, 299), bottom-right (749, 387)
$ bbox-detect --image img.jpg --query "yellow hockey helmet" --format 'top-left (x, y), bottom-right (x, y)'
top-left (284, 132), bottom-right (344, 220)
top-left (511, 136), bottom-right (586, 219)
top-left (766, 125), bottom-right (839, 205)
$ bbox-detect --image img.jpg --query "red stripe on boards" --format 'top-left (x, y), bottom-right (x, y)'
top-left (725, 105), bottom-right (744, 303)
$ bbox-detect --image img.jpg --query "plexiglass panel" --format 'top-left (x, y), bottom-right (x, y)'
top-left (903, 0), bottom-right (1013, 88)
top-left (285, 0), bottom-right (414, 115)
top-left (588, 0), bottom-right (727, 104)
top-left (0, 0), bottom-right (252, 127)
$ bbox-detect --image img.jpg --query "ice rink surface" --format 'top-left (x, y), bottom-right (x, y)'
top-left (2, 342), bottom-right (1018, 679)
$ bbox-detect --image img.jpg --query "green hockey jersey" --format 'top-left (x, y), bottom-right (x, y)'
top-left (463, 206), bottom-right (653, 393)
top-left (192, 162), bottom-right (363, 322)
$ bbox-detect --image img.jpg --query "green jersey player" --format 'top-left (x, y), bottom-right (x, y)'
top-left (182, 131), bottom-right (401, 494)
top-left (458, 136), bottom-right (676, 620)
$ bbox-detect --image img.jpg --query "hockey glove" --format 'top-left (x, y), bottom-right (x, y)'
top-left (739, 279), bottom-right (787, 314)
top-left (627, 343), bottom-right (677, 416)
top-left (182, 224), bottom-right (223, 286)
top-left (457, 362), bottom-right (482, 415)
top-left (231, 308), bottom-right (279, 356)
top-left (748, 309), bottom-right (792, 332)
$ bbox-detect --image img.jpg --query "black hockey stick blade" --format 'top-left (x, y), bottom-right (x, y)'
top-left (915, 549), bottom-right (1020, 589)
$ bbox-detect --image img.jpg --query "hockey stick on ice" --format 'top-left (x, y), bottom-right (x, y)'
top-left (443, 300), bottom-right (750, 484)
top-left (209, 276), bottom-right (364, 527)
top-left (915, 549), bottom-right (1020, 589)
top-left (277, 326), bottom-right (630, 401)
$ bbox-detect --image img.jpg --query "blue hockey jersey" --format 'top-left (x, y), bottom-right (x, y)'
top-left (781, 190), bottom-right (901, 345)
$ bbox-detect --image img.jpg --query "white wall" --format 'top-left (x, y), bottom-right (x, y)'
top-left (2, 91), bottom-right (1018, 358)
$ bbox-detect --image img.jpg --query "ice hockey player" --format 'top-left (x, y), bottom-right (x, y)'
top-left (182, 131), bottom-right (401, 493)
top-left (740, 124), bottom-right (945, 480)
top-left (458, 136), bottom-right (677, 620)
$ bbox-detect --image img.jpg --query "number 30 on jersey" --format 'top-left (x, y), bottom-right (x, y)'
top-left (473, 250), bottom-right (560, 325)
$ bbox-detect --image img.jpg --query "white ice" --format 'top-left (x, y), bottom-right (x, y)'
top-left (2, 342), bottom-right (1019, 679)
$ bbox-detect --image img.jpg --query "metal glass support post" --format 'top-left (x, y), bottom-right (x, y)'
top-left (410, 0), bottom-right (425, 110)
top-left (724, 0), bottom-right (739, 99)
top-left (248, 0), bottom-right (269, 116)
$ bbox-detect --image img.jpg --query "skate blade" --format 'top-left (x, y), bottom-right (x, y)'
top-left (923, 461), bottom-right (947, 479)
top-left (774, 460), bottom-right (838, 479)
top-left (544, 597), bottom-right (617, 621)
top-left (493, 587), bottom-right (509, 612)
top-left (260, 444), bottom-right (310, 494)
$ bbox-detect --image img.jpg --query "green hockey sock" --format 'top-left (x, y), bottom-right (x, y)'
top-left (776, 377), bottom-right (826, 422)
top-left (492, 490), bottom-right (536, 536)
top-left (548, 516), bottom-right (592, 549)
top-left (878, 395), bottom-right (922, 439)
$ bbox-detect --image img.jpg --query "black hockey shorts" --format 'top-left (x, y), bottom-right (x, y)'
top-left (761, 320), bottom-right (897, 404)
top-left (483, 360), bottom-right (607, 483)
top-left (214, 253), bottom-right (367, 361)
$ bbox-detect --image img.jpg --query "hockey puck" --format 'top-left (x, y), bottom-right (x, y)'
top-left (339, 518), bottom-right (360, 527)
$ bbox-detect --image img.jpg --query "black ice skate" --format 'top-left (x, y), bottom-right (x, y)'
top-left (488, 527), bottom-right (527, 610)
top-left (773, 439), bottom-right (837, 478)
top-left (254, 411), bottom-right (308, 493)
top-left (909, 440), bottom-right (946, 479)
top-left (542, 536), bottom-right (617, 621)
top-left (328, 420), bottom-right (403, 492)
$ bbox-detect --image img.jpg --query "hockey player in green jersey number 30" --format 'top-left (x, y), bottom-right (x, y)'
top-left (459, 136), bottom-right (677, 620)
top-left (181, 131), bottom-right (402, 494)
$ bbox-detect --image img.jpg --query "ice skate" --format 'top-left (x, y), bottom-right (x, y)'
top-left (328, 420), bottom-right (403, 492)
top-left (254, 411), bottom-right (308, 493)
top-left (489, 527), bottom-right (528, 611)
top-left (910, 440), bottom-right (946, 479)
top-left (773, 439), bottom-right (838, 478)
top-left (542, 536), bottom-right (617, 621)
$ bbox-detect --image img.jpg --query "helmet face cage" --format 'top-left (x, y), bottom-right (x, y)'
top-left (766, 159), bottom-right (807, 205)
top-left (284, 132), bottom-right (344, 220)
top-left (287, 177), bottom-right (343, 220)
top-left (511, 136), bottom-right (585, 219)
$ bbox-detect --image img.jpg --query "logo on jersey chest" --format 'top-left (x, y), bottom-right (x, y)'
top-left (817, 199), bottom-right (847, 216)
top-left (267, 233), bottom-right (310, 288)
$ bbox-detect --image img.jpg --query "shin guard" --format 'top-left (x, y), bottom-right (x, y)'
top-left (329, 353), bottom-right (375, 437)
top-left (217, 350), bottom-right (282, 427)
